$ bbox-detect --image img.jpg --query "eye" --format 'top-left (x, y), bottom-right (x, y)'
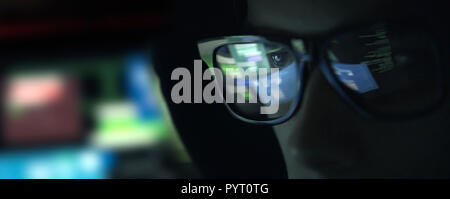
top-left (269, 51), bottom-right (291, 68)
top-left (272, 54), bottom-right (283, 65)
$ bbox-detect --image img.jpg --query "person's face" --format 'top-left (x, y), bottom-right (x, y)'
top-left (247, 0), bottom-right (450, 178)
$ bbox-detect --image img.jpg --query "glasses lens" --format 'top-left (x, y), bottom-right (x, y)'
top-left (214, 41), bottom-right (301, 122)
top-left (326, 23), bottom-right (442, 115)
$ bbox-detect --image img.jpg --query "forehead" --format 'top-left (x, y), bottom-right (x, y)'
top-left (246, 0), bottom-right (410, 36)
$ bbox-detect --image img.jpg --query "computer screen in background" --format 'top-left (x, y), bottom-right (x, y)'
top-left (0, 51), bottom-right (198, 179)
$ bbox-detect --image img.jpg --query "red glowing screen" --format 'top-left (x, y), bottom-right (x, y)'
top-left (3, 74), bottom-right (82, 145)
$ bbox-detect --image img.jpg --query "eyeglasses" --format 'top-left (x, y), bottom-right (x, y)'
top-left (197, 21), bottom-right (446, 125)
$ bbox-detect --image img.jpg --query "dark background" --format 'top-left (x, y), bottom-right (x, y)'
top-left (1, 0), bottom-right (449, 179)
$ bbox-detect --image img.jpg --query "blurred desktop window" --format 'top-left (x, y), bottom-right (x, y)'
top-left (90, 54), bottom-right (170, 149)
top-left (4, 73), bottom-right (82, 146)
top-left (0, 147), bottom-right (114, 179)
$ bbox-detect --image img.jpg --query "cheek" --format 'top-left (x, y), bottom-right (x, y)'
top-left (285, 68), bottom-right (450, 177)
top-left (286, 69), bottom-right (368, 172)
top-left (288, 68), bottom-right (363, 149)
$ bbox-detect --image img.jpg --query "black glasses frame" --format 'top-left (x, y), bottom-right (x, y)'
top-left (197, 21), bottom-right (447, 125)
